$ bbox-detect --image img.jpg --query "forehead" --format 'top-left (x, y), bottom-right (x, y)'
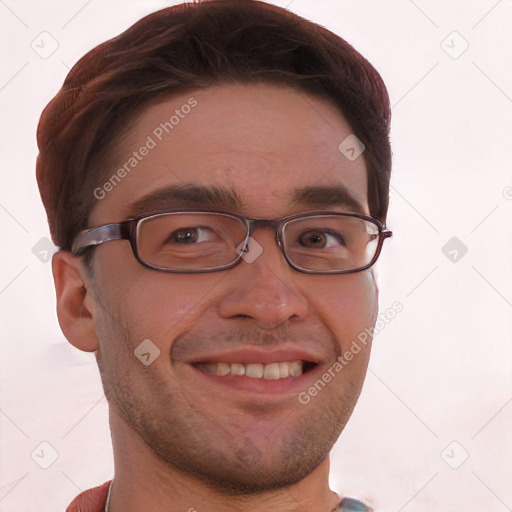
top-left (89, 83), bottom-right (369, 224)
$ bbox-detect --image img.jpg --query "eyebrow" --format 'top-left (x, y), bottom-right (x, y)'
top-left (126, 184), bottom-right (243, 218)
top-left (292, 185), bottom-right (365, 214)
top-left (125, 183), bottom-right (365, 218)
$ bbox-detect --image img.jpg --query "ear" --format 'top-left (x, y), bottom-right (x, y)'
top-left (52, 250), bottom-right (100, 352)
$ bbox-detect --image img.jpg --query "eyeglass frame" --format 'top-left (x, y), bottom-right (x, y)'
top-left (71, 208), bottom-right (392, 275)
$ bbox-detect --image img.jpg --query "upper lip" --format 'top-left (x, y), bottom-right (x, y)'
top-left (188, 346), bottom-right (323, 365)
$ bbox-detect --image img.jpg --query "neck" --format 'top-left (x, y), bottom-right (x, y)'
top-left (108, 412), bottom-right (340, 512)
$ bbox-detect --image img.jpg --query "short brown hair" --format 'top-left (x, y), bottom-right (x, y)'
top-left (36, 0), bottom-right (391, 251)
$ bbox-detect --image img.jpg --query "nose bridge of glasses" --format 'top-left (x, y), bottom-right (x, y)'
top-left (246, 218), bottom-right (283, 247)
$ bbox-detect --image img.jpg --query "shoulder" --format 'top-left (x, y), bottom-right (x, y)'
top-left (338, 496), bottom-right (373, 511)
top-left (66, 481), bottom-right (111, 512)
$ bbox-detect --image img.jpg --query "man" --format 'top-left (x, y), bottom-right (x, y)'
top-left (36, 1), bottom-right (392, 510)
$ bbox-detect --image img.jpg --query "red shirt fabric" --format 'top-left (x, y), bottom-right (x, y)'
top-left (66, 481), bottom-right (111, 512)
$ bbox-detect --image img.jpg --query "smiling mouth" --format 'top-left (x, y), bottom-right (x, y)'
top-left (194, 361), bottom-right (317, 380)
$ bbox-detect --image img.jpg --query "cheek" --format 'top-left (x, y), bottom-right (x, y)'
top-left (309, 271), bottom-right (378, 349)
top-left (103, 273), bottom-right (223, 353)
top-left (93, 244), bottom-right (221, 343)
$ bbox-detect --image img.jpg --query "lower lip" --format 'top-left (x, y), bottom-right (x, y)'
top-left (189, 364), bottom-right (318, 396)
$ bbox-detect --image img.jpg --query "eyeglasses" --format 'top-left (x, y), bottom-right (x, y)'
top-left (71, 209), bottom-right (392, 274)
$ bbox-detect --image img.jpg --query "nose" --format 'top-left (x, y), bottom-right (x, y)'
top-left (217, 230), bottom-right (311, 329)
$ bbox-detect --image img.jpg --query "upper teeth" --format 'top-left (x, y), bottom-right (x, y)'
top-left (198, 361), bottom-right (304, 380)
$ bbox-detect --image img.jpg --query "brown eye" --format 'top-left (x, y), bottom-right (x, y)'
top-left (164, 227), bottom-right (216, 245)
top-left (298, 229), bottom-right (346, 249)
top-left (171, 228), bottom-right (199, 244)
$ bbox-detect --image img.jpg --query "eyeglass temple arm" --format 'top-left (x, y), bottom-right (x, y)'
top-left (71, 224), bottom-right (124, 255)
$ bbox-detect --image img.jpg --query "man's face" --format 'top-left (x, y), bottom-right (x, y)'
top-left (86, 83), bottom-right (378, 493)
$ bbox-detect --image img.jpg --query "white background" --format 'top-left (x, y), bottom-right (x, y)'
top-left (1, 1), bottom-right (511, 511)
